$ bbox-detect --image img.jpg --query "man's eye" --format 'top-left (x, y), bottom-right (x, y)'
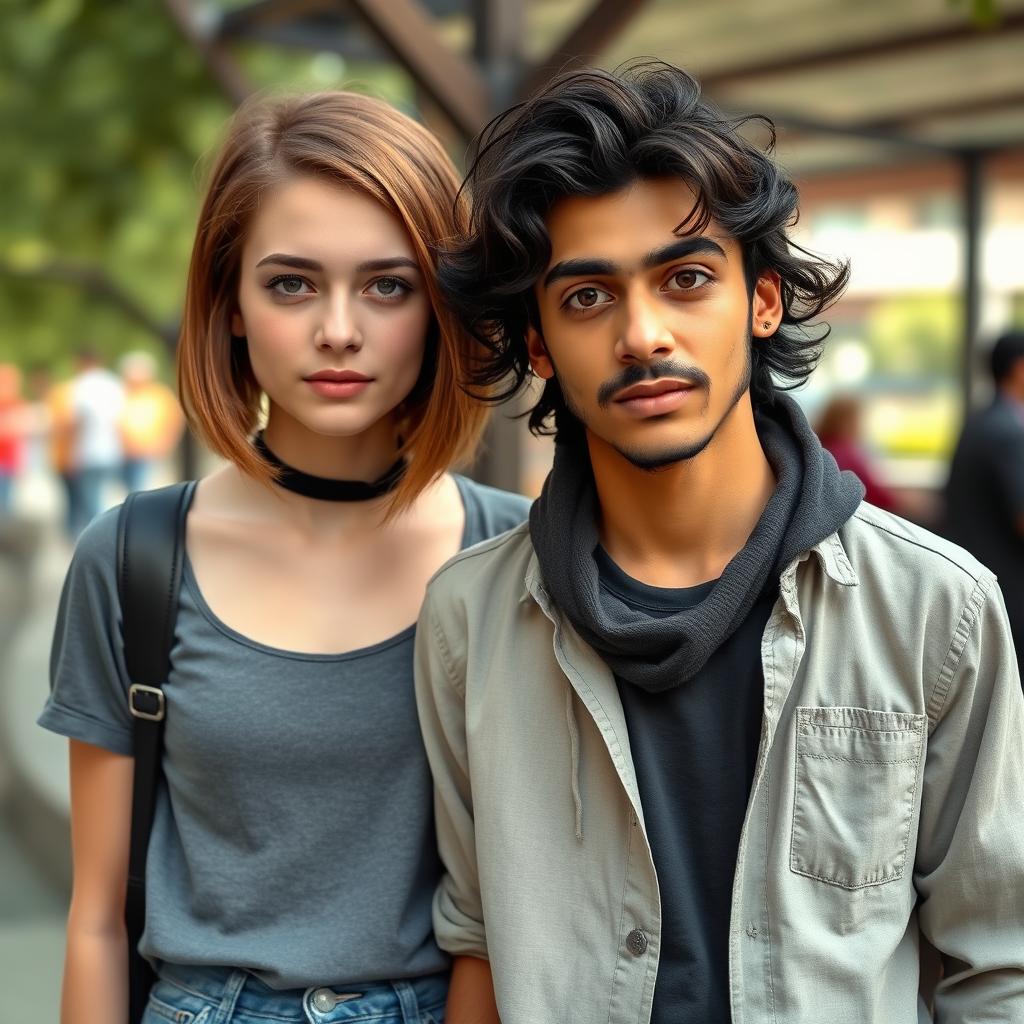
top-left (268, 276), bottom-right (313, 296)
top-left (366, 277), bottom-right (411, 299)
top-left (665, 269), bottom-right (711, 292)
top-left (566, 286), bottom-right (613, 311)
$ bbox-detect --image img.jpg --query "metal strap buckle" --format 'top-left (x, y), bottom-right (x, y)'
top-left (129, 684), bottom-right (166, 722)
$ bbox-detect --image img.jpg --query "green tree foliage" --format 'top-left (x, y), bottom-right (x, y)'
top-left (1, 0), bottom-right (232, 373)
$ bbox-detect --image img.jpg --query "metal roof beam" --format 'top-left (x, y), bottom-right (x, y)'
top-left (731, 104), bottom-right (957, 155)
top-left (858, 89), bottom-right (1024, 132)
top-left (217, 0), bottom-right (335, 37)
top-left (517, 0), bottom-right (651, 101)
top-left (162, 0), bottom-right (253, 104)
top-left (701, 12), bottom-right (1024, 89)
top-left (347, 0), bottom-right (490, 137)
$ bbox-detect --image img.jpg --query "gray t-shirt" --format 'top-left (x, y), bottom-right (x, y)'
top-left (39, 475), bottom-right (529, 989)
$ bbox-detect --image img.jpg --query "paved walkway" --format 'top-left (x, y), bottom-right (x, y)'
top-left (0, 473), bottom-right (90, 1019)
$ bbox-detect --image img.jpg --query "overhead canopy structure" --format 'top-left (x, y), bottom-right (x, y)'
top-left (175, 0), bottom-right (1024, 162)
top-left (163, 0), bottom-right (1024, 486)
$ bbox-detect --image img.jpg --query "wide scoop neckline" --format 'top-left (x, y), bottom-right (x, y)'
top-left (180, 474), bottom-right (475, 662)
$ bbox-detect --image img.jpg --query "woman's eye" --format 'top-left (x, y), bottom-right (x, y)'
top-left (566, 286), bottom-right (613, 311)
top-left (666, 269), bottom-right (711, 292)
top-left (268, 275), bottom-right (313, 296)
top-left (366, 276), bottom-right (410, 299)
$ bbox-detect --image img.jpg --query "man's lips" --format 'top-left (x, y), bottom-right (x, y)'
top-left (613, 379), bottom-right (695, 403)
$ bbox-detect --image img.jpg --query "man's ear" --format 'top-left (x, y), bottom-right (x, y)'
top-left (751, 270), bottom-right (783, 339)
top-left (527, 326), bottom-right (555, 380)
top-left (230, 311), bottom-right (245, 337)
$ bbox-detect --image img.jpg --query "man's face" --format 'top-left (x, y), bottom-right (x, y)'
top-left (529, 177), bottom-right (780, 470)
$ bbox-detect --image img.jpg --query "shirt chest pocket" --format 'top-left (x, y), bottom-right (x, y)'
top-left (790, 706), bottom-right (926, 890)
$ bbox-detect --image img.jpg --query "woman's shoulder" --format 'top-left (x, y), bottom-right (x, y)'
top-left (70, 503), bottom-right (123, 571)
top-left (453, 474), bottom-right (532, 548)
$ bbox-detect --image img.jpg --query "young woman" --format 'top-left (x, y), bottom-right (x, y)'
top-left (39, 91), bottom-right (528, 1024)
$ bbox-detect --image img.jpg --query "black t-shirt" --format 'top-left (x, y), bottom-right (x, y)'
top-left (595, 547), bottom-right (774, 1024)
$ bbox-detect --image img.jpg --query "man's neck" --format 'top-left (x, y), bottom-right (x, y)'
top-left (589, 398), bottom-right (776, 589)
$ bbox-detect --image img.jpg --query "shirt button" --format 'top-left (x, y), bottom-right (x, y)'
top-left (626, 928), bottom-right (648, 956)
top-left (312, 988), bottom-right (336, 1012)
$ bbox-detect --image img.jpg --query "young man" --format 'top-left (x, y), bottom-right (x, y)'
top-left (415, 63), bottom-right (1024, 1024)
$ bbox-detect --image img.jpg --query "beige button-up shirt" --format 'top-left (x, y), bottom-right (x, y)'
top-left (415, 502), bottom-right (1024, 1023)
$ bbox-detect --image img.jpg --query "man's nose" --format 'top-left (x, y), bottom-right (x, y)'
top-left (616, 290), bottom-right (675, 363)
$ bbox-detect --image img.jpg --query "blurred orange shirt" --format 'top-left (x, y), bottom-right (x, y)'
top-left (46, 380), bottom-right (75, 473)
top-left (120, 382), bottom-right (184, 459)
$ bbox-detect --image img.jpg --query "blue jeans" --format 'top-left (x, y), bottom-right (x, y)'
top-left (143, 965), bottom-right (447, 1024)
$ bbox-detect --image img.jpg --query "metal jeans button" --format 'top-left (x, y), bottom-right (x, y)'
top-left (312, 989), bottom-right (336, 1013)
top-left (626, 928), bottom-right (648, 955)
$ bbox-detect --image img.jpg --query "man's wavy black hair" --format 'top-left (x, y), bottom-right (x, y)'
top-left (440, 60), bottom-right (850, 437)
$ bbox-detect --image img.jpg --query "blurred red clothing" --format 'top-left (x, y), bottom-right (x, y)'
top-left (819, 435), bottom-right (898, 512)
top-left (0, 396), bottom-right (26, 474)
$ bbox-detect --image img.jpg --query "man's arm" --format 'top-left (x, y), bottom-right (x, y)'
top-left (414, 585), bottom-right (500, 1023)
top-left (914, 575), bottom-right (1024, 1020)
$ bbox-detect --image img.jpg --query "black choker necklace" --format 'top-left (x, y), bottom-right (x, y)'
top-left (253, 433), bottom-right (406, 502)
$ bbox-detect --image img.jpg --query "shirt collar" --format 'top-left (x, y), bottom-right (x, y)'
top-left (523, 526), bottom-right (859, 609)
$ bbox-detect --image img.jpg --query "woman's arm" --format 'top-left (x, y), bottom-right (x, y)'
top-left (61, 739), bottom-right (134, 1024)
top-left (446, 955), bottom-right (500, 1024)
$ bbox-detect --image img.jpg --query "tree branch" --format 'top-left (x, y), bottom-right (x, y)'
top-left (0, 259), bottom-right (179, 350)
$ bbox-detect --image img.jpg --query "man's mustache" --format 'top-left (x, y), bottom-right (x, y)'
top-left (597, 360), bottom-right (711, 408)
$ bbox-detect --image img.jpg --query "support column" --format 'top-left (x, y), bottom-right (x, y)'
top-left (961, 150), bottom-right (984, 411)
top-left (469, 0), bottom-right (526, 492)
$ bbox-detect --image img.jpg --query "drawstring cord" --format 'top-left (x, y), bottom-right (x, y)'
top-left (565, 686), bottom-right (583, 841)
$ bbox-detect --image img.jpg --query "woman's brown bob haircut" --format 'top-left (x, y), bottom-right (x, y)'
top-left (178, 91), bottom-right (489, 511)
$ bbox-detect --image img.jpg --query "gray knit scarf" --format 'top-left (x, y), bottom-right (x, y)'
top-left (529, 393), bottom-right (865, 693)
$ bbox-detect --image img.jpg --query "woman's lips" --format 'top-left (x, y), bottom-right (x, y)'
top-left (304, 371), bottom-right (373, 399)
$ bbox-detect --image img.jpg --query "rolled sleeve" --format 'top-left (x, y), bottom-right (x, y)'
top-left (915, 574), bottom-right (1024, 1020)
top-left (38, 507), bottom-right (134, 756)
top-left (414, 583), bottom-right (488, 961)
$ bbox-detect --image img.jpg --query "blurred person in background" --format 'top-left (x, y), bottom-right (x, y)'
top-left (815, 393), bottom-right (899, 513)
top-left (945, 329), bottom-right (1024, 668)
top-left (68, 347), bottom-right (124, 535)
top-left (39, 91), bottom-right (526, 1024)
top-left (43, 369), bottom-right (80, 539)
top-left (0, 362), bottom-right (27, 515)
top-left (118, 350), bottom-right (185, 492)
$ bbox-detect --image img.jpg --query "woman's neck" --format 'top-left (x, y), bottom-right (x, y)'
top-left (262, 410), bottom-right (401, 484)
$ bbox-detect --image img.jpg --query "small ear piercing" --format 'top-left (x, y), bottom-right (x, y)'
top-left (762, 320), bottom-right (773, 330)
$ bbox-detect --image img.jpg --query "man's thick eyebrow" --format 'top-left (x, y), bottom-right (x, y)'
top-left (543, 258), bottom-right (618, 288)
top-left (643, 237), bottom-right (727, 268)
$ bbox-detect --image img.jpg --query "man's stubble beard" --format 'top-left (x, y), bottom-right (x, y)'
top-left (554, 326), bottom-right (754, 472)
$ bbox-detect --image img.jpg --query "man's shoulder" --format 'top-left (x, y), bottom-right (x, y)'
top-left (844, 502), bottom-right (993, 588)
top-left (427, 520), bottom-right (534, 607)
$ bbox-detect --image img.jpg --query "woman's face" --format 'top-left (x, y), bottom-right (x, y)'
top-left (231, 175), bottom-right (431, 441)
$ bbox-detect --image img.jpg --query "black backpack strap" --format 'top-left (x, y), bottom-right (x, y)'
top-left (116, 480), bottom-right (195, 1024)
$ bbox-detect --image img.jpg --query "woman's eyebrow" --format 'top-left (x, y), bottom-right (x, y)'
top-left (253, 254), bottom-right (420, 273)
top-left (355, 257), bottom-right (421, 273)
top-left (255, 253), bottom-right (323, 271)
